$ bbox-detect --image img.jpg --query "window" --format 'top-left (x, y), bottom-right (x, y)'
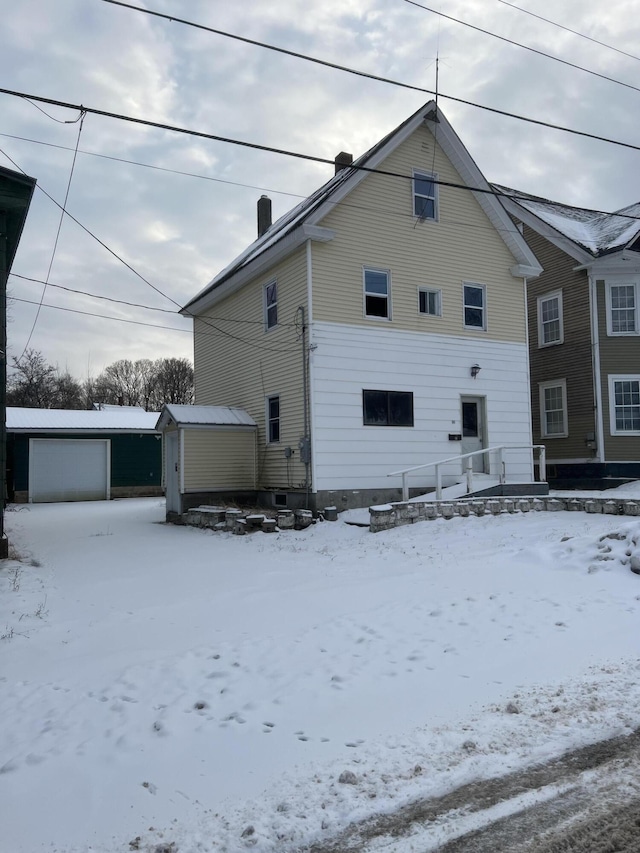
top-left (413, 170), bottom-right (438, 220)
top-left (537, 290), bottom-right (563, 346)
top-left (607, 283), bottom-right (637, 334)
top-left (418, 288), bottom-right (442, 317)
top-left (267, 395), bottom-right (280, 443)
top-left (609, 376), bottom-right (640, 434)
top-left (363, 390), bottom-right (414, 427)
top-left (264, 280), bottom-right (278, 330)
top-left (539, 380), bottom-right (568, 438)
top-left (463, 283), bottom-right (486, 330)
top-left (364, 268), bottom-right (390, 319)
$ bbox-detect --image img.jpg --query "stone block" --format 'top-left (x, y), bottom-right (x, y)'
top-left (395, 502), bottom-right (420, 521)
top-left (423, 504), bottom-right (439, 520)
top-left (277, 509), bottom-right (295, 530)
top-left (323, 506), bottom-right (338, 521)
top-left (501, 499), bottom-right (515, 513)
top-left (486, 500), bottom-right (501, 515)
top-left (623, 501), bottom-right (640, 516)
top-left (234, 518), bottom-right (247, 535)
top-left (603, 501), bottom-right (619, 515)
top-left (532, 499), bottom-right (545, 512)
top-left (471, 501), bottom-right (486, 516)
top-left (440, 503), bottom-right (455, 519)
top-left (246, 514), bottom-right (265, 530)
top-left (546, 499), bottom-right (564, 512)
top-left (262, 518), bottom-right (277, 533)
top-left (225, 509), bottom-right (243, 529)
top-left (295, 509), bottom-right (314, 529)
top-left (566, 499), bottom-right (584, 512)
top-left (584, 500), bottom-right (603, 514)
top-left (516, 499), bottom-right (531, 513)
top-left (455, 502), bottom-right (471, 517)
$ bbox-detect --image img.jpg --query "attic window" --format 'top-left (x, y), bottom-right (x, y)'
top-left (413, 170), bottom-right (438, 220)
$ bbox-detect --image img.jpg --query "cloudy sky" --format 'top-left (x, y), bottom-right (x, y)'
top-left (1, 0), bottom-right (639, 381)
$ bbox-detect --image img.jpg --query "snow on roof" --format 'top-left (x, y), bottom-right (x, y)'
top-left (6, 407), bottom-right (160, 432)
top-left (159, 404), bottom-right (256, 427)
top-left (495, 185), bottom-right (640, 256)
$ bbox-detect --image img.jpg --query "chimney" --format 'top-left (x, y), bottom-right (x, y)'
top-left (257, 195), bottom-right (272, 238)
top-left (334, 151), bottom-right (353, 175)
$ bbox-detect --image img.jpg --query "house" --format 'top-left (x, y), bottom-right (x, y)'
top-left (7, 407), bottom-right (162, 503)
top-left (168, 101), bottom-right (544, 514)
top-left (498, 186), bottom-right (640, 488)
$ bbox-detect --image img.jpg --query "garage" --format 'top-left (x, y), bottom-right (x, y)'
top-left (29, 438), bottom-right (110, 503)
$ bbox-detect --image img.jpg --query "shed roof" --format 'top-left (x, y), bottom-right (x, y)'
top-left (7, 407), bottom-right (160, 433)
top-left (156, 404), bottom-right (256, 430)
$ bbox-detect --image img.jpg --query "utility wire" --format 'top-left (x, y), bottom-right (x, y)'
top-left (10, 272), bottom-right (301, 326)
top-left (17, 110), bottom-right (86, 361)
top-left (402, 0), bottom-right (640, 94)
top-left (101, 0), bottom-right (640, 108)
top-left (496, 0), bottom-right (640, 64)
top-left (8, 297), bottom-right (300, 352)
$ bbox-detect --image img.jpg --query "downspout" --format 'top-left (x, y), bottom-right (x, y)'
top-left (299, 305), bottom-right (310, 508)
top-left (589, 275), bottom-right (605, 463)
top-left (523, 277), bottom-right (536, 479)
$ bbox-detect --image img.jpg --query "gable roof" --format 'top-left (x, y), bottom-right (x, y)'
top-left (182, 102), bottom-right (541, 316)
top-left (7, 406), bottom-right (160, 433)
top-left (495, 184), bottom-right (640, 259)
top-left (156, 404), bottom-right (256, 431)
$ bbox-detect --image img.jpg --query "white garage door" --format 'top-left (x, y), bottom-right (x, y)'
top-left (29, 439), bottom-right (110, 503)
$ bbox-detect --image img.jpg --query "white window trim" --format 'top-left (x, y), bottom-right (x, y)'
top-left (539, 379), bottom-right (568, 439)
top-left (537, 289), bottom-right (564, 347)
top-left (266, 393), bottom-right (281, 444)
top-left (608, 374), bottom-right (640, 436)
top-left (418, 287), bottom-right (442, 318)
top-left (605, 281), bottom-right (639, 336)
top-left (363, 266), bottom-right (392, 321)
top-left (462, 282), bottom-right (487, 331)
top-left (412, 168), bottom-right (439, 222)
top-left (263, 279), bottom-right (278, 332)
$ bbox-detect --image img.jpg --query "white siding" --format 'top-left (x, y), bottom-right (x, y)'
top-left (310, 322), bottom-right (533, 491)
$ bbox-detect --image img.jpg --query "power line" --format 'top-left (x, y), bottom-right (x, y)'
top-left (10, 272), bottom-right (301, 326)
top-left (18, 111), bottom-right (86, 360)
top-left (402, 0), bottom-right (640, 95)
top-left (496, 0), bottom-right (640, 64)
top-left (8, 296), bottom-right (300, 353)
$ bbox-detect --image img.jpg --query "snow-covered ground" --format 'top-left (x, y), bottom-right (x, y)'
top-left (1, 491), bottom-right (639, 853)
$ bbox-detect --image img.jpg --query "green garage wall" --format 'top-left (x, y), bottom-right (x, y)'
top-left (7, 433), bottom-right (162, 499)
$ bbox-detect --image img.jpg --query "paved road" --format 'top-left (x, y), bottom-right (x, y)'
top-left (298, 727), bottom-right (640, 852)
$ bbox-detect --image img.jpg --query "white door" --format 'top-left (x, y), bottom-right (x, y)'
top-left (30, 439), bottom-right (109, 503)
top-left (461, 397), bottom-right (486, 473)
top-left (165, 432), bottom-right (180, 513)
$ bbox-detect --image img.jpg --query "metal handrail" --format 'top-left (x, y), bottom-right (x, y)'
top-left (388, 444), bottom-right (546, 501)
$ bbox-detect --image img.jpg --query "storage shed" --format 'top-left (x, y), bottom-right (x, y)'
top-left (156, 404), bottom-right (257, 517)
top-left (7, 407), bottom-right (162, 503)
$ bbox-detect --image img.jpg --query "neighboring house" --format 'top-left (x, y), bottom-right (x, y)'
top-left (7, 407), bottom-right (162, 503)
top-left (169, 101), bottom-right (543, 513)
top-left (498, 186), bottom-right (640, 487)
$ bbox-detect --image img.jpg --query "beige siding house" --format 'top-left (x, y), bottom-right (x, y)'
top-left (167, 102), bottom-right (543, 514)
top-left (499, 187), bottom-right (640, 487)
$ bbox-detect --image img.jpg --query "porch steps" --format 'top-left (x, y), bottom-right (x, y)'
top-left (369, 494), bottom-right (640, 533)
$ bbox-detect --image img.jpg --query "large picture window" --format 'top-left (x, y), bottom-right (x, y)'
top-left (537, 290), bottom-right (563, 346)
top-left (363, 390), bottom-right (414, 427)
top-left (413, 170), bottom-right (438, 220)
top-left (539, 380), bottom-right (568, 438)
top-left (364, 268), bottom-right (391, 319)
top-left (609, 376), bottom-right (640, 434)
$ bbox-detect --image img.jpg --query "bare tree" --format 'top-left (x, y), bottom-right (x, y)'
top-left (150, 358), bottom-right (194, 409)
top-left (6, 350), bottom-right (84, 409)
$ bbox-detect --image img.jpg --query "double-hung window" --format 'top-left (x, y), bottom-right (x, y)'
top-left (539, 380), bottom-right (568, 438)
top-left (537, 290), bottom-right (563, 346)
top-left (267, 395), bottom-right (280, 443)
top-left (364, 268), bottom-right (391, 319)
top-left (463, 283), bottom-right (486, 330)
top-left (413, 170), bottom-right (438, 220)
top-left (607, 283), bottom-right (637, 335)
top-left (363, 390), bottom-right (414, 427)
top-left (609, 376), bottom-right (640, 434)
top-left (418, 288), bottom-right (442, 317)
top-left (264, 280), bottom-right (278, 331)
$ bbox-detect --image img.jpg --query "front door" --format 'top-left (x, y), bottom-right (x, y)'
top-left (461, 397), bottom-right (486, 473)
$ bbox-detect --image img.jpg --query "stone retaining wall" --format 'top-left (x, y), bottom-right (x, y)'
top-left (183, 505), bottom-right (338, 534)
top-left (369, 496), bottom-right (640, 533)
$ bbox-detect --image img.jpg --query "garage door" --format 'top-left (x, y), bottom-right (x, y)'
top-left (29, 439), bottom-right (110, 503)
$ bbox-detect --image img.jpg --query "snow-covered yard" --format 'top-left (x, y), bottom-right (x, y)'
top-left (1, 495), bottom-right (639, 852)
